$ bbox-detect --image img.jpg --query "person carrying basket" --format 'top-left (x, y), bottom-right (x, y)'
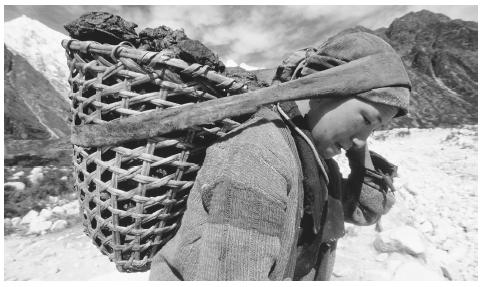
top-left (149, 31), bottom-right (411, 281)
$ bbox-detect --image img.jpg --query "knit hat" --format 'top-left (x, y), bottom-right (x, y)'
top-left (273, 32), bottom-right (411, 117)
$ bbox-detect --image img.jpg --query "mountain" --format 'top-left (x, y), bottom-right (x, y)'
top-left (4, 15), bottom-right (71, 102)
top-left (4, 45), bottom-right (71, 165)
top-left (376, 10), bottom-right (477, 128)
top-left (248, 10), bottom-right (478, 129)
top-left (2, 10), bottom-right (477, 166)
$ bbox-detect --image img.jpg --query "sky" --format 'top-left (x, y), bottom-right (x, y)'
top-left (4, 5), bottom-right (478, 68)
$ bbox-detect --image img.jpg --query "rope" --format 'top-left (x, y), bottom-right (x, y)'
top-left (110, 41), bottom-right (135, 62)
top-left (277, 103), bottom-right (330, 184)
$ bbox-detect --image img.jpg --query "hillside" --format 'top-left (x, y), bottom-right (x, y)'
top-left (4, 46), bottom-right (71, 165)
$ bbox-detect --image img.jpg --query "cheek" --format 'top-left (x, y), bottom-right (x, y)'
top-left (311, 118), bottom-right (331, 146)
top-left (313, 113), bottom-right (352, 140)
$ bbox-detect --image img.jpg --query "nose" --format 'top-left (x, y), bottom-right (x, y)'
top-left (351, 138), bottom-right (366, 149)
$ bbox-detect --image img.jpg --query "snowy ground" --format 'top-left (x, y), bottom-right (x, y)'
top-left (4, 125), bottom-right (478, 281)
top-left (333, 125), bottom-right (478, 281)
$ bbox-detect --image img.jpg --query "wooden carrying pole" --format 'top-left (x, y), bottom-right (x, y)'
top-left (71, 52), bottom-right (410, 147)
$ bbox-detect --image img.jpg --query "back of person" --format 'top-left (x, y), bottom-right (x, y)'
top-left (149, 107), bottom-right (305, 280)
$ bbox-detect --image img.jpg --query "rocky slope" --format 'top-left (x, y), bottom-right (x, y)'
top-left (4, 47), bottom-right (51, 140)
top-left (4, 46), bottom-right (71, 165)
top-left (379, 10), bottom-right (477, 128)
top-left (332, 10), bottom-right (477, 129)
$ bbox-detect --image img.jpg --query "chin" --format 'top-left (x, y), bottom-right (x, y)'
top-left (321, 147), bottom-right (341, 159)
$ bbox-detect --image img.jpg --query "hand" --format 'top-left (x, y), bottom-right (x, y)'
top-left (346, 143), bottom-right (375, 170)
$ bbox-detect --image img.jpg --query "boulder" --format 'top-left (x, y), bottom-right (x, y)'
top-left (49, 196), bottom-right (59, 204)
top-left (20, 210), bottom-right (39, 225)
top-left (374, 226), bottom-right (426, 256)
top-left (27, 167), bottom-right (44, 185)
top-left (392, 262), bottom-right (446, 280)
top-left (28, 219), bottom-right (52, 234)
top-left (39, 208), bottom-right (53, 220)
top-left (50, 220), bottom-right (68, 232)
top-left (63, 201), bottom-right (80, 216)
top-left (12, 171), bottom-right (25, 178)
top-left (4, 218), bottom-right (12, 227)
top-left (52, 206), bottom-right (66, 216)
top-left (4, 181), bottom-right (26, 191)
top-left (11, 217), bottom-right (21, 227)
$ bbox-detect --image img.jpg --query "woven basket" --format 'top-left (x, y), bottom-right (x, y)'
top-left (63, 39), bottom-right (247, 272)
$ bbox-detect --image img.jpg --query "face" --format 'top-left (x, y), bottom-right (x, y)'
top-left (306, 97), bottom-right (398, 159)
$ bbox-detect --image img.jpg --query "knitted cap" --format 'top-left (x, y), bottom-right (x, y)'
top-left (273, 32), bottom-right (411, 117)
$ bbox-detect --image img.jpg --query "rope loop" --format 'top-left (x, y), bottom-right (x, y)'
top-left (110, 41), bottom-right (135, 62)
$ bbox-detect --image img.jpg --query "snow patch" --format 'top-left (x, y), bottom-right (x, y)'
top-left (223, 58), bottom-right (263, 70)
top-left (224, 59), bottom-right (238, 67)
top-left (240, 62), bottom-right (263, 71)
top-left (5, 15), bottom-right (70, 102)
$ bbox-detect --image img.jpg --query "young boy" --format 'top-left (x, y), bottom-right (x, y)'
top-left (149, 32), bottom-right (411, 281)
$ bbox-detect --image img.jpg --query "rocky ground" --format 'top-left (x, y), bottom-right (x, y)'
top-left (4, 125), bottom-right (478, 281)
top-left (333, 125), bottom-right (478, 281)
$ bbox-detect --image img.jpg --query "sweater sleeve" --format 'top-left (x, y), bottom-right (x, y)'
top-left (341, 150), bottom-right (397, 226)
top-left (150, 139), bottom-right (291, 281)
top-left (194, 142), bottom-right (290, 280)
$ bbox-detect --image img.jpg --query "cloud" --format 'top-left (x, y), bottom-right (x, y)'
top-left (5, 5), bottom-right (477, 68)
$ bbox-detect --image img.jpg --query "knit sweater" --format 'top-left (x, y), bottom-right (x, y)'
top-left (149, 106), bottom-right (395, 280)
top-left (149, 107), bottom-right (303, 280)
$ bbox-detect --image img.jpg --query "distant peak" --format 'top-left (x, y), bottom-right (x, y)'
top-left (5, 15), bottom-right (67, 37)
top-left (397, 9), bottom-right (451, 23)
top-left (8, 14), bottom-right (38, 24)
top-left (332, 25), bottom-right (374, 38)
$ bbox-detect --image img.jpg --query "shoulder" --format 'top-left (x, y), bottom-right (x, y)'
top-left (198, 108), bottom-right (300, 198)
top-left (210, 107), bottom-right (297, 172)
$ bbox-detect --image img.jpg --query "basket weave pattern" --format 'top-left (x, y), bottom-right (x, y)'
top-left (64, 40), bottom-right (244, 272)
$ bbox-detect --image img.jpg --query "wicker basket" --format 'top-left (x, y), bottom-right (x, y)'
top-left (63, 39), bottom-right (247, 272)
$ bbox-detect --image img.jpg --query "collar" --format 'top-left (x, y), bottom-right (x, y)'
top-left (276, 102), bottom-right (329, 184)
